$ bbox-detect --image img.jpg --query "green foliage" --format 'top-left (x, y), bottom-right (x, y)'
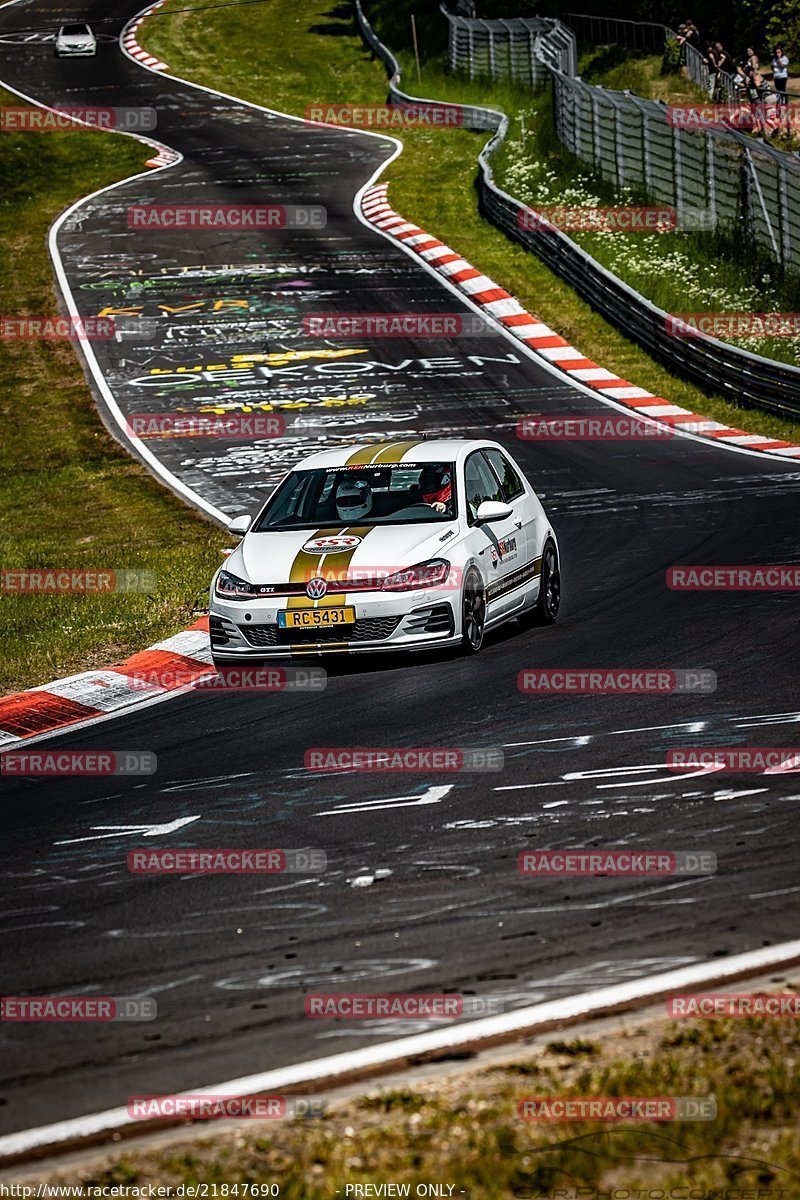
top-left (662, 37), bottom-right (682, 74)
top-left (765, 0), bottom-right (800, 58)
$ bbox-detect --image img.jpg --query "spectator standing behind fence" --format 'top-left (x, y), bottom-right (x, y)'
top-left (746, 59), bottom-right (765, 100)
top-left (712, 41), bottom-right (734, 100)
top-left (676, 19), bottom-right (701, 66)
top-left (705, 42), bottom-right (718, 96)
top-left (715, 42), bottom-right (734, 73)
top-left (772, 45), bottom-right (789, 106)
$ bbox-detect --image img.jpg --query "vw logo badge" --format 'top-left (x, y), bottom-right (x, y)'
top-left (306, 577), bottom-right (328, 599)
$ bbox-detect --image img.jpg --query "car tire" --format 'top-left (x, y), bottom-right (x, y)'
top-left (533, 539), bottom-right (561, 625)
top-left (460, 567), bottom-right (486, 654)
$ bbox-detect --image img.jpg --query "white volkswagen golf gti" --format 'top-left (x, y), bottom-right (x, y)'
top-left (209, 438), bottom-right (560, 662)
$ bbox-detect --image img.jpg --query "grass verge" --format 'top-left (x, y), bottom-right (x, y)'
top-left (0, 90), bottom-right (220, 693)
top-left (29, 995), bottom-right (800, 1194)
top-left (141, 0), bottom-right (800, 443)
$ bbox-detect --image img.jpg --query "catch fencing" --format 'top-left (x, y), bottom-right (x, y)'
top-left (355, 1), bottom-right (800, 417)
top-left (552, 71), bottom-right (800, 276)
top-left (443, 9), bottom-right (577, 83)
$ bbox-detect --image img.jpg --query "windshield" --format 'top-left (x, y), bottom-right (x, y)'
top-left (254, 462), bottom-right (457, 531)
top-left (61, 24), bottom-right (91, 34)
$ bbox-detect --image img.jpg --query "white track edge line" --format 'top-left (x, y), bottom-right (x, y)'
top-left (2, 937), bottom-right (799, 1159)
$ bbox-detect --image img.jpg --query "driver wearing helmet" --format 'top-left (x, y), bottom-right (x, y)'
top-left (419, 465), bottom-right (452, 514)
top-left (335, 477), bottom-right (373, 522)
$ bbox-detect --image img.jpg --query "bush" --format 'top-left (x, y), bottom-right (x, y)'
top-left (661, 37), bottom-right (682, 74)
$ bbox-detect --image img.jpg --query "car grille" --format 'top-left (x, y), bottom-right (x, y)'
top-left (241, 616), bottom-right (403, 647)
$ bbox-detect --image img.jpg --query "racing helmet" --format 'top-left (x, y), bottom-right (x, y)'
top-left (335, 477), bottom-right (373, 521)
top-left (420, 464), bottom-right (452, 502)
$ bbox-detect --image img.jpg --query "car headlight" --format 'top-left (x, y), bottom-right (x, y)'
top-left (382, 559), bottom-right (451, 592)
top-left (215, 569), bottom-right (260, 600)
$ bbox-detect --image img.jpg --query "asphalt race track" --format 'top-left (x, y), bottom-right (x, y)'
top-left (0, 0), bottom-right (799, 1140)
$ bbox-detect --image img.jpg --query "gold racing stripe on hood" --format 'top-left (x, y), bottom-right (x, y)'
top-left (286, 526), bottom-right (373, 609)
top-left (372, 439), bottom-right (424, 464)
top-left (344, 439), bottom-right (423, 466)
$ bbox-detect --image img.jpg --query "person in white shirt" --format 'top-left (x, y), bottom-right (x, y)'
top-left (772, 46), bottom-right (789, 108)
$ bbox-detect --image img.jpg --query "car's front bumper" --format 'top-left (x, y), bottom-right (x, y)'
top-left (209, 589), bottom-right (460, 657)
top-left (56, 44), bottom-right (96, 55)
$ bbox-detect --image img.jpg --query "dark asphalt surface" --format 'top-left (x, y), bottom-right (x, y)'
top-left (0, 0), bottom-right (799, 1140)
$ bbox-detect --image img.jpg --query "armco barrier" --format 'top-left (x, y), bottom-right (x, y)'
top-left (355, 1), bottom-right (800, 418)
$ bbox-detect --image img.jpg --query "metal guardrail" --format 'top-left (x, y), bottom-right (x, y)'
top-left (354, 0), bottom-right (800, 418)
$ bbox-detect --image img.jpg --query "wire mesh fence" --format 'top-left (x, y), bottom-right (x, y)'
top-left (443, 8), bottom-right (577, 83)
top-left (552, 70), bottom-right (800, 276)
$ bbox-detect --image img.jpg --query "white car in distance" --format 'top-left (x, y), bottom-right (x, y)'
top-left (54, 23), bottom-right (97, 57)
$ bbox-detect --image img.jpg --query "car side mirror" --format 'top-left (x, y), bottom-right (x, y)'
top-left (475, 500), bottom-right (513, 524)
top-left (227, 514), bottom-right (252, 536)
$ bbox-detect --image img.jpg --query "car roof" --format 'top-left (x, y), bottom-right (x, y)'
top-left (292, 438), bottom-right (506, 471)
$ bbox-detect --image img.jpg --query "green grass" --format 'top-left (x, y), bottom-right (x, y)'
top-left (35, 1007), bottom-right (800, 1194)
top-left (0, 90), bottom-right (221, 693)
top-left (580, 46), bottom-right (710, 105)
top-left (142, 0), bottom-right (800, 444)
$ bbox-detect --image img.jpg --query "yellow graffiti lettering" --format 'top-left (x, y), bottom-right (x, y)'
top-left (98, 306), bottom-right (141, 317)
top-left (149, 366), bottom-right (203, 375)
top-left (192, 394), bottom-right (371, 416)
top-left (231, 348), bottom-right (368, 366)
top-left (212, 299), bottom-right (250, 311)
